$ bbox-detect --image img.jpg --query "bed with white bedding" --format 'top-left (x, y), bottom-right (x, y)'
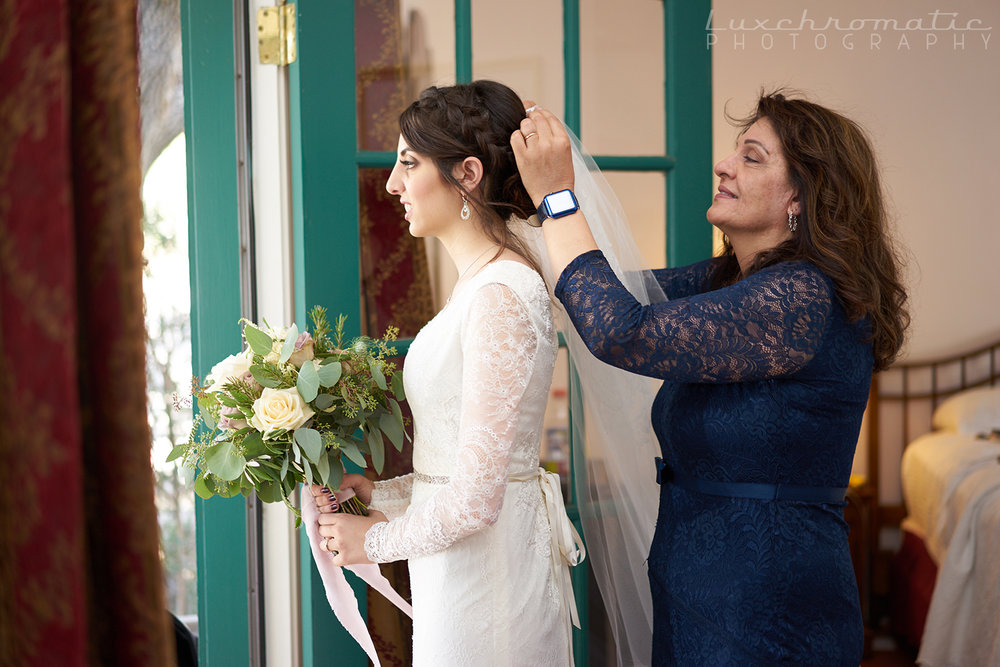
top-left (865, 341), bottom-right (1000, 664)
top-left (900, 429), bottom-right (1000, 666)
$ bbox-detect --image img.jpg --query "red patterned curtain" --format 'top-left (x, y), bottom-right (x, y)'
top-left (0, 1), bottom-right (173, 664)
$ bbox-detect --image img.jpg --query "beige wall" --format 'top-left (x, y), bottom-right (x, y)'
top-left (711, 0), bottom-right (1000, 498)
top-left (711, 0), bottom-right (1000, 362)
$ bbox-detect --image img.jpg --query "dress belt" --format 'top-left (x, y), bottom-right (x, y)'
top-left (654, 457), bottom-right (847, 503)
top-left (415, 467), bottom-right (586, 655)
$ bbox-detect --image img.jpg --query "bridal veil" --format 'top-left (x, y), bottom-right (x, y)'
top-left (521, 126), bottom-right (666, 667)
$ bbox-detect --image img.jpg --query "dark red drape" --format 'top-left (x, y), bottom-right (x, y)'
top-left (0, 1), bottom-right (173, 664)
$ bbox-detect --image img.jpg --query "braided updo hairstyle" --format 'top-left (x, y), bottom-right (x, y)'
top-left (398, 80), bottom-right (542, 275)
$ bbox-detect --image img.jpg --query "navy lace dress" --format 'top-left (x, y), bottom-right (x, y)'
top-left (555, 250), bottom-right (868, 666)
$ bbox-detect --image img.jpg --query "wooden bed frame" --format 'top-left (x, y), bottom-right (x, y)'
top-left (863, 337), bottom-right (1000, 630)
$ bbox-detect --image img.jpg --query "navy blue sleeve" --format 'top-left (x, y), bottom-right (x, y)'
top-left (554, 250), bottom-right (833, 383)
top-left (650, 256), bottom-right (721, 299)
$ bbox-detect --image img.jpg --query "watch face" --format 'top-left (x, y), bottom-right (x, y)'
top-left (546, 189), bottom-right (578, 216)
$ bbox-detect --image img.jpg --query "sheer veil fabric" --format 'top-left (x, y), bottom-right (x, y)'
top-left (519, 126), bottom-right (666, 666)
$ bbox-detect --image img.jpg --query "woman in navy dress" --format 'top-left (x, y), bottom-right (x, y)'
top-left (511, 92), bottom-right (909, 665)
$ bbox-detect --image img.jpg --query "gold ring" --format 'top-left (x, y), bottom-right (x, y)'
top-left (524, 132), bottom-right (538, 141)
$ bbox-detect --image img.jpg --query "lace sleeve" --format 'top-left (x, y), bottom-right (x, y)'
top-left (369, 474), bottom-right (413, 520)
top-left (650, 257), bottom-right (721, 299)
top-left (364, 283), bottom-right (538, 563)
top-left (554, 250), bottom-right (833, 383)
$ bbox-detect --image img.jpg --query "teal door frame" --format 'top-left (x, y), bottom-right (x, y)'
top-left (181, 1), bottom-right (250, 665)
top-left (183, 1), bottom-right (710, 665)
top-left (288, 2), bottom-right (369, 665)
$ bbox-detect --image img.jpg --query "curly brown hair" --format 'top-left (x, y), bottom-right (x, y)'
top-left (398, 80), bottom-right (542, 276)
top-left (712, 90), bottom-right (909, 371)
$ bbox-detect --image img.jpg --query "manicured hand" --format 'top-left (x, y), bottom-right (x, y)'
top-left (510, 100), bottom-right (576, 206)
top-left (309, 473), bottom-right (374, 514)
top-left (317, 510), bottom-right (388, 566)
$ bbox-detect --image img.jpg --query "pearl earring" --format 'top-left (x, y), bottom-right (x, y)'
top-left (787, 212), bottom-right (798, 232)
top-left (460, 194), bottom-right (471, 221)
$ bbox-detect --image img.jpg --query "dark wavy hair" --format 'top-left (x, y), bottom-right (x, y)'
top-left (398, 80), bottom-right (542, 275)
top-left (713, 90), bottom-right (909, 371)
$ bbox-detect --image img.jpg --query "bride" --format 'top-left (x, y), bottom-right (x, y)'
top-left (306, 80), bottom-right (582, 666)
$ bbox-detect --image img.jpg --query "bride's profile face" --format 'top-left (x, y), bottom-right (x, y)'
top-left (385, 134), bottom-right (461, 239)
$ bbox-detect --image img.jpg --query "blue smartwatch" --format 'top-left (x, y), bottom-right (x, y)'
top-left (530, 189), bottom-right (579, 226)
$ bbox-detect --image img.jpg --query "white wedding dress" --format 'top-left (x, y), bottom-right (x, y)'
top-left (364, 260), bottom-right (575, 666)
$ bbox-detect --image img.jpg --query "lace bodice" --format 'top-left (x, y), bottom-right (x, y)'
top-left (365, 261), bottom-right (557, 563)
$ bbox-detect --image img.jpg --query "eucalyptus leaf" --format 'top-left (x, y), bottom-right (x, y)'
top-left (390, 368), bottom-right (405, 400)
top-left (389, 399), bottom-right (407, 435)
top-left (194, 473), bottom-right (214, 500)
top-left (314, 393), bottom-right (335, 411)
top-left (197, 397), bottom-right (217, 431)
top-left (317, 360), bottom-right (342, 387)
top-left (369, 428), bottom-right (385, 474)
top-left (297, 360), bottom-right (319, 402)
top-left (379, 410), bottom-right (405, 452)
top-left (327, 457), bottom-right (344, 490)
top-left (250, 365), bottom-right (283, 389)
top-left (242, 431), bottom-right (267, 459)
top-left (205, 441), bottom-right (246, 481)
top-left (368, 358), bottom-right (387, 390)
top-left (244, 324), bottom-right (274, 356)
top-left (340, 441), bottom-right (367, 469)
top-left (280, 451), bottom-right (290, 480)
top-left (279, 323), bottom-right (298, 364)
top-left (219, 479), bottom-right (243, 498)
top-left (251, 465), bottom-right (275, 482)
top-left (303, 459), bottom-right (314, 487)
top-left (166, 443), bottom-right (187, 462)
top-left (294, 427), bottom-right (323, 463)
top-left (256, 481), bottom-right (282, 503)
top-left (317, 450), bottom-right (330, 487)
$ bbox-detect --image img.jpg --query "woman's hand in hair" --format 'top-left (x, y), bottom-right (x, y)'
top-left (511, 101), bottom-right (575, 206)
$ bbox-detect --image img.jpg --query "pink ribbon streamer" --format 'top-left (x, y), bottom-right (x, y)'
top-left (301, 492), bottom-right (413, 667)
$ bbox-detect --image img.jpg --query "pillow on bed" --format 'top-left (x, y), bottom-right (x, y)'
top-left (931, 386), bottom-right (1000, 435)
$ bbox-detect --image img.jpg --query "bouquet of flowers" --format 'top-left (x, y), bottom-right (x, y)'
top-left (169, 306), bottom-right (406, 520)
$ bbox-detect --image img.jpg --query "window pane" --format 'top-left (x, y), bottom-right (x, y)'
top-left (356, 0), bottom-right (457, 152)
top-left (605, 171), bottom-right (667, 269)
top-left (358, 167), bottom-right (437, 337)
top-left (142, 134), bottom-right (198, 626)
top-left (472, 0), bottom-right (564, 109)
top-left (580, 0), bottom-right (665, 155)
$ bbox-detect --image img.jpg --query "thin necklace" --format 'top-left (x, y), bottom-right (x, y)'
top-left (448, 245), bottom-right (497, 304)
top-left (457, 245), bottom-right (497, 282)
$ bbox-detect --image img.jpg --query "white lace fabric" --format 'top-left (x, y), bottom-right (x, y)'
top-left (364, 260), bottom-right (571, 666)
top-left (367, 275), bottom-right (540, 560)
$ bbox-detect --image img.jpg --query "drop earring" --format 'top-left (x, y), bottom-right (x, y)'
top-left (787, 212), bottom-right (798, 232)
top-left (460, 193), bottom-right (471, 221)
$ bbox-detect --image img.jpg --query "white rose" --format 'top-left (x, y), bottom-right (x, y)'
top-left (263, 340), bottom-right (283, 365)
top-left (206, 350), bottom-right (253, 392)
top-left (249, 387), bottom-right (314, 435)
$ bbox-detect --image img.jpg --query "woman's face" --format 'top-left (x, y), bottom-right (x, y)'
top-left (385, 134), bottom-right (461, 239)
top-left (706, 118), bottom-right (799, 239)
